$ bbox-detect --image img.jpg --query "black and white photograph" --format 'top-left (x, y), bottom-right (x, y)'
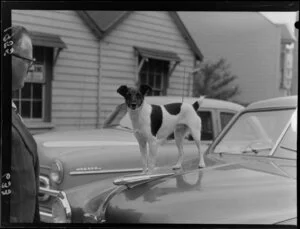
top-left (1, 1), bottom-right (298, 227)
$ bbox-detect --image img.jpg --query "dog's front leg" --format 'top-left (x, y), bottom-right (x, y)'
top-left (134, 133), bottom-right (148, 174)
top-left (148, 140), bottom-right (158, 173)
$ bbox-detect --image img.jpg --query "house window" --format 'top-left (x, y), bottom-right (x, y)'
top-left (135, 46), bottom-right (181, 96)
top-left (13, 83), bottom-right (43, 119)
top-left (139, 57), bottom-right (169, 96)
top-left (12, 46), bottom-right (52, 122)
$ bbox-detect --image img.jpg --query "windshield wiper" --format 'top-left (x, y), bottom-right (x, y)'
top-left (242, 146), bottom-right (272, 155)
top-left (241, 141), bottom-right (273, 155)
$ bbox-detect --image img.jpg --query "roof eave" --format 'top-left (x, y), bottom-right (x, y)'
top-left (169, 11), bottom-right (204, 61)
top-left (78, 11), bottom-right (203, 61)
top-left (102, 11), bottom-right (132, 38)
top-left (77, 11), bottom-right (103, 39)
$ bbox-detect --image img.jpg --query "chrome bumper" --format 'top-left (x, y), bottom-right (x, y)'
top-left (40, 210), bottom-right (53, 223)
top-left (39, 187), bottom-right (72, 223)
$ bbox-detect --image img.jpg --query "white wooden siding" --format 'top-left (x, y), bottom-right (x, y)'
top-left (98, 11), bottom-right (196, 125)
top-left (13, 10), bottom-right (198, 130)
top-left (12, 10), bottom-right (99, 131)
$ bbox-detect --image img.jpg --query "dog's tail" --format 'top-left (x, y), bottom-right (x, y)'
top-left (192, 95), bottom-right (206, 112)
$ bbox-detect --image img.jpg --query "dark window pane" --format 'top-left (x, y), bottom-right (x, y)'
top-left (12, 90), bottom-right (19, 99)
top-left (139, 57), bottom-right (169, 96)
top-left (220, 112), bottom-right (235, 130)
top-left (21, 101), bottom-right (30, 118)
top-left (33, 46), bottom-right (44, 63)
top-left (198, 111), bottom-right (213, 140)
top-left (148, 73), bottom-right (154, 87)
top-left (21, 83), bottom-right (31, 99)
top-left (153, 90), bottom-right (160, 96)
top-left (32, 101), bottom-right (42, 118)
top-left (155, 74), bottom-right (162, 88)
top-left (33, 83), bottom-right (43, 99)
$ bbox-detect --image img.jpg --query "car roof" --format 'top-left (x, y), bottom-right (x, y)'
top-left (246, 96), bottom-right (298, 110)
top-left (145, 96), bottom-right (244, 111)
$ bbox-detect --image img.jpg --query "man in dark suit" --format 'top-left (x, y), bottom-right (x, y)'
top-left (10, 25), bottom-right (40, 223)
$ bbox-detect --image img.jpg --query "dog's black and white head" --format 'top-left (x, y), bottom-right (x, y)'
top-left (117, 84), bottom-right (152, 110)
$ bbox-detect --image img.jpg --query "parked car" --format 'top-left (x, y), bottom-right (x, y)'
top-left (48, 96), bottom-right (297, 225)
top-left (35, 96), bottom-right (244, 222)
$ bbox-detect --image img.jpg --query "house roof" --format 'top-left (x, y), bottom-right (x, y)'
top-left (30, 31), bottom-right (67, 49)
top-left (278, 23), bottom-right (296, 44)
top-left (259, 13), bottom-right (296, 44)
top-left (134, 46), bottom-right (182, 62)
top-left (77, 11), bottom-right (203, 61)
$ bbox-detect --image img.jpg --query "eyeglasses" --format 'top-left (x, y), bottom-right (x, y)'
top-left (12, 53), bottom-right (36, 68)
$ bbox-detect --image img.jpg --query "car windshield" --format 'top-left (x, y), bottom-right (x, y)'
top-left (272, 110), bottom-right (297, 159)
top-left (213, 108), bottom-right (295, 155)
top-left (103, 103), bottom-right (133, 130)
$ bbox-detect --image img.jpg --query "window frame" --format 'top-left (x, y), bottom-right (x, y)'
top-left (134, 47), bottom-right (181, 96)
top-left (13, 83), bottom-right (45, 120)
top-left (138, 56), bottom-right (170, 96)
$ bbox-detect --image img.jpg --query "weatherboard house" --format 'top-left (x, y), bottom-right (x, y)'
top-left (12, 10), bottom-right (203, 133)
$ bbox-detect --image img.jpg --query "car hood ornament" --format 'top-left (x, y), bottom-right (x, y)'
top-left (113, 172), bottom-right (175, 186)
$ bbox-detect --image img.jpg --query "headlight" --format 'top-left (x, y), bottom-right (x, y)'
top-left (50, 160), bottom-right (64, 184)
top-left (52, 192), bottom-right (71, 223)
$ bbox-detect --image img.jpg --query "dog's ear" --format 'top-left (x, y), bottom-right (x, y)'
top-left (117, 85), bottom-right (128, 97)
top-left (139, 84), bottom-right (152, 96)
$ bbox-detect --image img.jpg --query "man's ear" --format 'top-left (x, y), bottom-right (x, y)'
top-left (139, 84), bottom-right (152, 96)
top-left (117, 85), bottom-right (128, 97)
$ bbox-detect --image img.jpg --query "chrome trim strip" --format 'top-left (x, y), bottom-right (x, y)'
top-left (40, 211), bottom-right (53, 223)
top-left (39, 176), bottom-right (50, 201)
top-left (40, 187), bottom-right (61, 197)
top-left (58, 191), bottom-right (72, 223)
top-left (40, 211), bottom-right (52, 218)
top-left (69, 168), bottom-right (143, 176)
top-left (39, 187), bottom-right (72, 223)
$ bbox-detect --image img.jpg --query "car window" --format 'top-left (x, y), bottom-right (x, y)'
top-left (213, 109), bottom-right (295, 155)
top-left (273, 111), bottom-right (297, 159)
top-left (197, 111), bottom-right (214, 140)
top-left (220, 112), bottom-right (235, 130)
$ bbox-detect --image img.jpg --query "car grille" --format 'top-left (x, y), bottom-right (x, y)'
top-left (39, 175), bottom-right (50, 202)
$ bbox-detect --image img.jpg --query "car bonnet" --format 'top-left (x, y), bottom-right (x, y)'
top-left (104, 162), bottom-right (296, 224)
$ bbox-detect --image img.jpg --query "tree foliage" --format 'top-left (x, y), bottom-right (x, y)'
top-left (193, 58), bottom-right (240, 101)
